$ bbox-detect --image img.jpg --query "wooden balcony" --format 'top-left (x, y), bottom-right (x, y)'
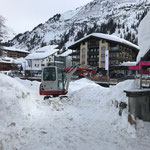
top-left (88, 58), bottom-right (99, 61)
top-left (88, 51), bottom-right (99, 55)
top-left (88, 45), bottom-right (99, 48)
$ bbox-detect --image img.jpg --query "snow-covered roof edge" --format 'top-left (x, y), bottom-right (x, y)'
top-left (120, 61), bottom-right (137, 66)
top-left (1, 46), bottom-right (30, 53)
top-left (25, 45), bottom-right (59, 60)
top-left (35, 45), bottom-right (58, 52)
top-left (68, 33), bottom-right (139, 50)
top-left (57, 50), bottom-right (72, 57)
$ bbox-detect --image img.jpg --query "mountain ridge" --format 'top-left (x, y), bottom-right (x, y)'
top-left (7, 0), bottom-right (150, 52)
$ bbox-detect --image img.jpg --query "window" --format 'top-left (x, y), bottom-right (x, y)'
top-left (58, 68), bottom-right (63, 80)
top-left (101, 46), bottom-right (106, 51)
top-left (57, 68), bottom-right (63, 90)
top-left (111, 47), bottom-right (118, 51)
top-left (90, 62), bottom-right (93, 65)
top-left (101, 61), bottom-right (105, 64)
top-left (81, 48), bottom-right (86, 64)
top-left (110, 54), bottom-right (116, 58)
top-left (94, 61), bottom-right (97, 65)
top-left (90, 49), bottom-right (93, 52)
top-left (101, 54), bottom-right (105, 57)
top-left (102, 40), bottom-right (105, 43)
top-left (88, 40), bottom-right (99, 46)
top-left (77, 56), bottom-right (80, 59)
top-left (110, 61), bottom-right (118, 65)
top-left (149, 100), bottom-right (150, 112)
top-left (43, 67), bottom-right (56, 81)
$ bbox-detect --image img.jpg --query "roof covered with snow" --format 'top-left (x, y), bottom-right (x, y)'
top-left (57, 50), bottom-right (72, 57)
top-left (0, 57), bottom-right (14, 64)
top-left (120, 61), bottom-right (137, 66)
top-left (137, 11), bottom-right (150, 62)
top-left (0, 57), bottom-right (27, 65)
top-left (25, 45), bottom-right (59, 60)
top-left (1, 46), bottom-right (29, 54)
top-left (68, 33), bottom-right (139, 50)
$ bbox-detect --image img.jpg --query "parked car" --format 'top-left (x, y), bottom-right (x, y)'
top-left (124, 74), bottom-right (135, 79)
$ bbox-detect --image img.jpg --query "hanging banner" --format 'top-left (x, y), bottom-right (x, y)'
top-left (105, 50), bottom-right (109, 70)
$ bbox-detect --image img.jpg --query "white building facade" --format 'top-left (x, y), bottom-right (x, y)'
top-left (25, 45), bottom-right (59, 73)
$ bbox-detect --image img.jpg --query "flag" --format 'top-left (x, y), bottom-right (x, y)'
top-left (105, 50), bottom-right (109, 70)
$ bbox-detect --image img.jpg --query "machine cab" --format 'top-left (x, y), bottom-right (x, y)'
top-left (40, 66), bottom-right (66, 96)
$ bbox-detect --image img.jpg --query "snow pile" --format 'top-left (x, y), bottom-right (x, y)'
top-left (69, 79), bottom-right (136, 133)
top-left (0, 74), bottom-right (29, 149)
top-left (0, 74), bottom-right (41, 124)
top-left (137, 11), bottom-right (150, 62)
top-left (0, 75), bottom-right (150, 150)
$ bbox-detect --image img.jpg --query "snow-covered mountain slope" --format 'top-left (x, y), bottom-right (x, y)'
top-left (8, 0), bottom-right (150, 51)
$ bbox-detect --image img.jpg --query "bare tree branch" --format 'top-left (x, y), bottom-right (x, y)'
top-left (0, 15), bottom-right (5, 43)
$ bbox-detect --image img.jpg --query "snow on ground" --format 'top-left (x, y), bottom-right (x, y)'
top-left (137, 11), bottom-right (150, 62)
top-left (0, 74), bottom-right (150, 150)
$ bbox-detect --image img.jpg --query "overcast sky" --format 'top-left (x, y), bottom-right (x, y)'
top-left (0, 0), bottom-right (92, 34)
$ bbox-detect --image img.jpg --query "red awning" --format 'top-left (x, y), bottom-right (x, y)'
top-left (128, 61), bottom-right (150, 70)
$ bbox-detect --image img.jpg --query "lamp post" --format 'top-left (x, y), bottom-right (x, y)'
top-left (23, 61), bottom-right (26, 77)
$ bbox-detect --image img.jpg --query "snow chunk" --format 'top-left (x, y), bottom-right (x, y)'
top-left (137, 11), bottom-right (150, 62)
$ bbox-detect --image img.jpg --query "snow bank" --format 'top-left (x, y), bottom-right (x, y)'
top-left (69, 79), bottom-right (136, 134)
top-left (69, 78), bottom-right (135, 105)
top-left (0, 75), bottom-right (150, 150)
top-left (137, 11), bottom-right (150, 62)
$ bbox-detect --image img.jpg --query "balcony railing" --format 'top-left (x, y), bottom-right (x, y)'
top-left (88, 58), bottom-right (99, 61)
top-left (88, 51), bottom-right (99, 55)
top-left (110, 47), bottom-right (119, 51)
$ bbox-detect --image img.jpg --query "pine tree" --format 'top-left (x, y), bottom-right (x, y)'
top-left (75, 31), bottom-right (84, 41)
top-left (126, 26), bottom-right (129, 32)
top-left (100, 23), bottom-right (107, 34)
top-left (118, 29), bottom-right (120, 34)
top-left (122, 23), bottom-right (125, 29)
